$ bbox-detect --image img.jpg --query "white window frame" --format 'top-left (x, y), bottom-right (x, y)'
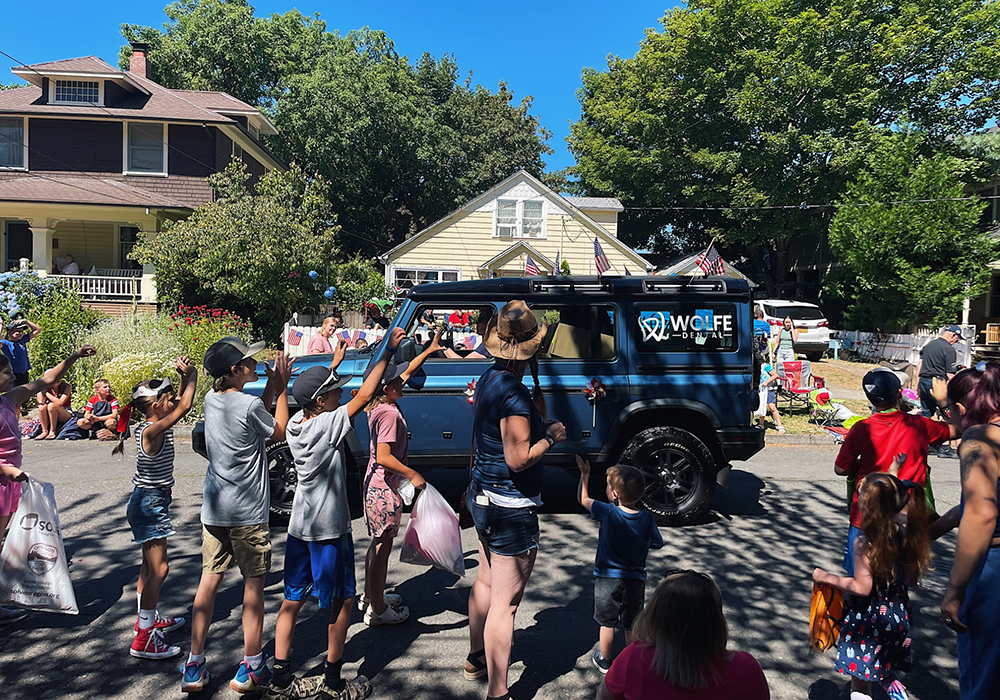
top-left (49, 79), bottom-right (103, 106)
top-left (492, 198), bottom-right (547, 239)
top-left (0, 116), bottom-right (27, 171)
top-left (123, 121), bottom-right (168, 177)
top-left (390, 266), bottom-right (462, 289)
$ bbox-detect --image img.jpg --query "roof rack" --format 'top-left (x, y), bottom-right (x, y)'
top-left (643, 278), bottom-right (728, 294)
top-left (529, 279), bottom-right (611, 293)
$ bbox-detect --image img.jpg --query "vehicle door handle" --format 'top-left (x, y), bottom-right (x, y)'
top-left (442, 431), bottom-right (452, 439)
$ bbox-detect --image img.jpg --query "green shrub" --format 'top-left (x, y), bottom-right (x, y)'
top-left (26, 286), bottom-right (105, 399)
top-left (97, 352), bottom-right (177, 410)
top-left (166, 305), bottom-right (253, 369)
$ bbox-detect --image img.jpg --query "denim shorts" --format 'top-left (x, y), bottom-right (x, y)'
top-left (126, 486), bottom-right (175, 544)
top-left (283, 533), bottom-right (356, 608)
top-left (467, 481), bottom-right (540, 556)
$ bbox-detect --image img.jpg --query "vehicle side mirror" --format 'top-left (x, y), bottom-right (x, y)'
top-left (394, 337), bottom-right (418, 364)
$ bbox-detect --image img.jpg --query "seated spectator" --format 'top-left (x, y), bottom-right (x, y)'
top-left (597, 570), bottom-right (769, 700)
top-left (364, 306), bottom-right (391, 330)
top-left (60, 254), bottom-right (81, 275)
top-left (36, 380), bottom-right (72, 440)
top-left (307, 316), bottom-right (337, 354)
top-left (1, 319), bottom-right (41, 386)
top-left (75, 378), bottom-right (120, 439)
top-left (354, 338), bottom-right (369, 351)
top-left (448, 309), bottom-right (471, 332)
top-left (331, 307), bottom-right (344, 329)
top-left (419, 308), bottom-right (436, 330)
top-left (443, 308), bottom-right (494, 360)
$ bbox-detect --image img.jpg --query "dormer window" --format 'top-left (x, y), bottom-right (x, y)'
top-left (52, 79), bottom-right (101, 104)
top-left (494, 198), bottom-right (546, 239)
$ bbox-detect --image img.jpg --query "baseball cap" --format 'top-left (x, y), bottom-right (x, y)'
top-left (862, 369), bottom-right (901, 404)
top-left (944, 324), bottom-right (967, 340)
top-left (362, 360), bottom-right (409, 385)
top-left (7, 319), bottom-right (28, 332)
top-left (292, 366), bottom-right (351, 405)
top-left (203, 336), bottom-right (267, 378)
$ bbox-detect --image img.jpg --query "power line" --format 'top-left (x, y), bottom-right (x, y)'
top-left (626, 194), bottom-right (1000, 212)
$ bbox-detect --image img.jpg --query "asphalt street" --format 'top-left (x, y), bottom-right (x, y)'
top-left (0, 438), bottom-right (965, 700)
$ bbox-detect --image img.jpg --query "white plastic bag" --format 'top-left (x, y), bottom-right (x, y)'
top-left (0, 477), bottom-right (79, 614)
top-left (399, 483), bottom-right (465, 577)
top-left (398, 478), bottom-right (416, 506)
top-left (754, 388), bottom-right (769, 417)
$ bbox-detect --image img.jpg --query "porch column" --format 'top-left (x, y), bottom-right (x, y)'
top-left (140, 263), bottom-right (157, 303)
top-left (28, 226), bottom-right (53, 277)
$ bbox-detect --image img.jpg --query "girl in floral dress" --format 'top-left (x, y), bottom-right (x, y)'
top-left (812, 472), bottom-right (932, 700)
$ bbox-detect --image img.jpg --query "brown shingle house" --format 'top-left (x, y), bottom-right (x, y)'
top-left (0, 45), bottom-right (282, 310)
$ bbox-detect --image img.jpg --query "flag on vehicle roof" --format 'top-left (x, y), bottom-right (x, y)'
top-left (695, 244), bottom-right (726, 276)
top-left (594, 238), bottom-right (611, 275)
top-left (287, 329), bottom-right (303, 347)
top-left (624, 266), bottom-right (631, 276)
top-left (554, 249), bottom-right (561, 271)
top-left (524, 255), bottom-right (541, 276)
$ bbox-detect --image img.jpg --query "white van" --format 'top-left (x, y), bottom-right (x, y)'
top-left (756, 299), bottom-right (831, 362)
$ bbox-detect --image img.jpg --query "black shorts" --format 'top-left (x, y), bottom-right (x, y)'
top-left (594, 576), bottom-right (645, 629)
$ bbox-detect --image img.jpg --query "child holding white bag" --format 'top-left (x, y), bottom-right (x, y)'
top-left (0, 344), bottom-right (95, 624)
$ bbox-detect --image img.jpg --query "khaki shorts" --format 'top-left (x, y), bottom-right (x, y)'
top-left (202, 523), bottom-right (271, 578)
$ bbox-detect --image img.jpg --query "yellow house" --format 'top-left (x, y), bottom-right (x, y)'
top-left (382, 170), bottom-right (651, 288)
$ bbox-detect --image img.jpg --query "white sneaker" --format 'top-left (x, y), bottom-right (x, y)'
top-left (357, 592), bottom-right (402, 612)
top-left (364, 604), bottom-right (410, 626)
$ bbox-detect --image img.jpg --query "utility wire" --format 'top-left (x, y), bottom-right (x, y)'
top-left (626, 194), bottom-right (1000, 212)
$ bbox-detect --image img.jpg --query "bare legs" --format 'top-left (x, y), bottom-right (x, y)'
top-left (768, 402), bottom-right (784, 432)
top-left (35, 401), bottom-right (70, 439)
top-left (275, 596), bottom-right (354, 664)
top-left (188, 571), bottom-right (265, 657)
top-left (364, 534), bottom-right (394, 614)
top-left (467, 537), bottom-right (537, 698)
top-left (137, 539), bottom-right (168, 611)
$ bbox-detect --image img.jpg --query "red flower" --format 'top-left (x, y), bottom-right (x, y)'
top-left (186, 319), bottom-right (193, 325)
top-left (192, 337), bottom-right (198, 342)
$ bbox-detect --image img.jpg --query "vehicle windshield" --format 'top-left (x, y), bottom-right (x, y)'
top-left (764, 304), bottom-right (825, 321)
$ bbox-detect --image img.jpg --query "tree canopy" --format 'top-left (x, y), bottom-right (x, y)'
top-left (121, 1), bottom-right (551, 257)
top-left (569, 0), bottom-right (1000, 300)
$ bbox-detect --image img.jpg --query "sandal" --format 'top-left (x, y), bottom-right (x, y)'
top-left (778, 427), bottom-right (786, 435)
top-left (464, 649), bottom-right (487, 681)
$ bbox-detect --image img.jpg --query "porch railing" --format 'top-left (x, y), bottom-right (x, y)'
top-left (54, 274), bottom-right (141, 301)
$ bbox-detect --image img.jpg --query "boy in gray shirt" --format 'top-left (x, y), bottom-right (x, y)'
top-left (269, 328), bottom-right (404, 699)
top-left (181, 338), bottom-right (292, 694)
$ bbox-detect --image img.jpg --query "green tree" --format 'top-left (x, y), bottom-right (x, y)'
top-left (569, 0), bottom-right (1000, 295)
top-left (826, 135), bottom-right (997, 330)
top-left (121, 6), bottom-right (551, 258)
top-left (130, 162), bottom-right (338, 339)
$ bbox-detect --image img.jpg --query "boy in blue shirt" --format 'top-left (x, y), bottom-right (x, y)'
top-left (576, 454), bottom-right (663, 674)
top-left (1, 319), bottom-right (41, 386)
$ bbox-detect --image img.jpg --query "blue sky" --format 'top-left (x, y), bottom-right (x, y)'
top-left (0, 0), bottom-right (679, 172)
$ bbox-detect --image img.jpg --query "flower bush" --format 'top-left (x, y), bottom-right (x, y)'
top-left (97, 352), bottom-right (177, 409)
top-left (166, 305), bottom-right (253, 369)
top-left (0, 270), bottom-right (64, 323)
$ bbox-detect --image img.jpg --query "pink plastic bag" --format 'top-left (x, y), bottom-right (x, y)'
top-left (399, 484), bottom-right (465, 577)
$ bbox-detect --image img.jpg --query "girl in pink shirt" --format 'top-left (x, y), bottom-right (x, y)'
top-left (0, 344), bottom-right (95, 623)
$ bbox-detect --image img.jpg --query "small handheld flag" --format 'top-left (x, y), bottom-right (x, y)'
top-left (287, 329), bottom-right (303, 347)
top-left (594, 238), bottom-right (611, 276)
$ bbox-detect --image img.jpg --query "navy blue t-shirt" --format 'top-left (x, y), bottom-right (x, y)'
top-left (472, 366), bottom-right (544, 499)
top-left (591, 501), bottom-right (663, 579)
top-left (1, 336), bottom-right (30, 373)
top-left (473, 342), bottom-right (492, 359)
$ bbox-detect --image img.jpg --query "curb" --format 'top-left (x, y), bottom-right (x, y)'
top-left (763, 433), bottom-right (838, 445)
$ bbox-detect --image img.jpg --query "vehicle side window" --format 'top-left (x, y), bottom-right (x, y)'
top-left (531, 306), bottom-right (616, 360)
top-left (406, 305), bottom-right (496, 359)
top-left (635, 303), bottom-right (738, 352)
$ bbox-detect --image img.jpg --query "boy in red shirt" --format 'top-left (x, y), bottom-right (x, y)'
top-left (834, 370), bottom-right (960, 574)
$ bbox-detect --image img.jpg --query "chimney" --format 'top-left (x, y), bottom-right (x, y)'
top-left (129, 42), bottom-right (149, 78)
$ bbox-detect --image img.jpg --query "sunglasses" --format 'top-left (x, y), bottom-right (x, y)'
top-left (662, 568), bottom-right (714, 584)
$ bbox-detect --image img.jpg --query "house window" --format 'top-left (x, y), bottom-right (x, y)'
top-left (119, 226), bottom-right (143, 271)
top-left (494, 199), bottom-right (546, 238)
top-left (0, 117), bottom-right (25, 169)
top-left (392, 267), bottom-right (460, 290)
top-left (53, 80), bottom-right (100, 104)
top-left (126, 122), bottom-right (165, 174)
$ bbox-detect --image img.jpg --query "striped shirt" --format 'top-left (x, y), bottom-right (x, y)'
top-left (132, 422), bottom-right (175, 489)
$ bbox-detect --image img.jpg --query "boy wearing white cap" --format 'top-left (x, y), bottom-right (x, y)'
top-left (268, 328), bottom-right (405, 699)
top-left (181, 338), bottom-right (292, 694)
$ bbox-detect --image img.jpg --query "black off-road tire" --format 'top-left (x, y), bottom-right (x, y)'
top-left (266, 442), bottom-right (364, 524)
top-left (621, 426), bottom-right (716, 526)
top-left (805, 351), bottom-right (824, 363)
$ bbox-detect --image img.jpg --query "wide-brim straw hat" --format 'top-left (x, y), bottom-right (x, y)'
top-left (484, 300), bottom-right (547, 361)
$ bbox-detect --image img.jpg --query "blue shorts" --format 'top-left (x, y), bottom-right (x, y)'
top-left (843, 524), bottom-right (862, 576)
top-left (283, 533), bottom-right (356, 609)
top-left (127, 486), bottom-right (175, 544)
top-left (467, 481), bottom-right (540, 557)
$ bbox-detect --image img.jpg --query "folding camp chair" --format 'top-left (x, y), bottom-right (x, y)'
top-left (776, 360), bottom-right (816, 412)
top-left (810, 388), bottom-right (838, 427)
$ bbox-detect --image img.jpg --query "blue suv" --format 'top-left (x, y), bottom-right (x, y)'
top-left (194, 276), bottom-right (764, 524)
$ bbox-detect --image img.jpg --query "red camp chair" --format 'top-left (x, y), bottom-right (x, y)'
top-left (776, 360), bottom-right (823, 412)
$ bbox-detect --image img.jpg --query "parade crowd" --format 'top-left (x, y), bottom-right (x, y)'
top-left (0, 300), bottom-right (998, 700)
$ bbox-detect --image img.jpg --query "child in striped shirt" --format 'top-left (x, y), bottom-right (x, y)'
top-left (123, 357), bottom-right (198, 661)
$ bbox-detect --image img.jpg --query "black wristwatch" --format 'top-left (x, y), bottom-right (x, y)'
top-left (544, 434), bottom-right (555, 448)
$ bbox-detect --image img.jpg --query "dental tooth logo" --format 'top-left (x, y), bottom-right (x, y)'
top-left (639, 311), bottom-right (670, 342)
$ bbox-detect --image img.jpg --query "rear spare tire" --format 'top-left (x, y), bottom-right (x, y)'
top-left (621, 426), bottom-right (715, 525)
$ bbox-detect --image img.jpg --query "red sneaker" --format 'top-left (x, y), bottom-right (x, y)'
top-left (134, 614), bottom-right (186, 635)
top-left (131, 628), bottom-right (182, 660)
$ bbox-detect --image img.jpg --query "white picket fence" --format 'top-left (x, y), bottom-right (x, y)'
top-left (832, 327), bottom-right (974, 368)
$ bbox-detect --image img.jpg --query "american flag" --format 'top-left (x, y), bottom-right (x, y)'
top-left (623, 266), bottom-right (631, 276)
top-left (554, 249), bottom-right (561, 271)
top-left (695, 244), bottom-right (726, 276)
top-left (594, 238), bottom-right (611, 276)
top-left (524, 255), bottom-right (541, 276)
top-left (287, 329), bottom-right (303, 346)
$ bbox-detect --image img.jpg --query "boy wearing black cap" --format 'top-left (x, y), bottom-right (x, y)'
top-left (1, 318), bottom-right (41, 386)
top-left (181, 337), bottom-right (292, 694)
top-left (268, 328), bottom-right (404, 699)
top-left (833, 370), bottom-right (961, 575)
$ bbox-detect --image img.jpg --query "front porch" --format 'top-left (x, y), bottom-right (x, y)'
top-left (51, 268), bottom-right (158, 312)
